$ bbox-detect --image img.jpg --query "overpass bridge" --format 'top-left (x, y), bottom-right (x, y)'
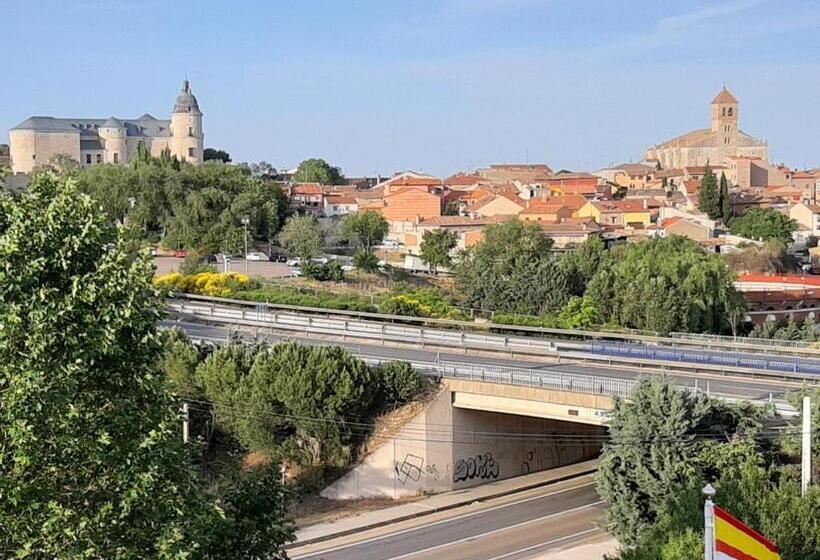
top-left (167, 296), bottom-right (813, 498)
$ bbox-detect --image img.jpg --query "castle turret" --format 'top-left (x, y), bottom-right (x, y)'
top-left (710, 87), bottom-right (739, 145)
top-left (99, 117), bottom-right (127, 164)
top-left (170, 80), bottom-right (204, 164)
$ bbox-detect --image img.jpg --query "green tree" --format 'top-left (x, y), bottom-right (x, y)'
top-left (557, 296), bottom-right (599, 329)
top-left (730, 207), bottom-right (797, 244)
top-left (295, 158), bottom-right (344, 184)
top-left (587, 236), bottom-right (742, 334)
top-left (697, 164), bottom-right (720, 219)
top-left (339, 210), bottom-right (389, 272)
top-left (420, 228), bottom-right (457, 274)
top-left (160, 328), bottom-right (205, 399)
top-left (560, 235), bottom-right (610, 296)
top-left (277, 214), bottom-right (323, 260)
top-left (203, 148), bottom-right (231, 162)
top-left (454, 219), bottom-right (570, 315)
top-left (719, 172), bottom-right (732, 223)
top-left (0, 175), bottom-right (292, 558)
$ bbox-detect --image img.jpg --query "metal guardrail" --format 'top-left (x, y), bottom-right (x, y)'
top-left (590, 340), bottom-right (820, 377)
top-left (669, 331), bottom-right (817, 350)
top-left (172, 293), bottom-right (820, 358)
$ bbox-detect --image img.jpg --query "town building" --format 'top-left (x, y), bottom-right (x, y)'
top-left (9, 80), bottom-right (204, 174)
top-left (644, 87), bottom-right (767, 169)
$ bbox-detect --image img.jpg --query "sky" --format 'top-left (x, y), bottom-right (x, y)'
top-left (3, 0), bottom-right (820, 177)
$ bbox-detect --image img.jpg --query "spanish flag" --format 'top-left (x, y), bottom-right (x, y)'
top-left (714, 505), bottom-right (781, 560)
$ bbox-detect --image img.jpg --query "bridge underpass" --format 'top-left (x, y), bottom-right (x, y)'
top-left (321, 379), bottom-right (609, 500)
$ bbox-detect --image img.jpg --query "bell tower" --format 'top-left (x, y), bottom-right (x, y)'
top-left (710, 87), bottom-right (738, 145)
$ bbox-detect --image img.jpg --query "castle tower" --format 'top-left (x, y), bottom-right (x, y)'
top-left (710, 87), bottom-right (739, 146)
top-left (170, 79), bottom-right (203, 164)
top-left (99, 117), bottom-right (127, 164)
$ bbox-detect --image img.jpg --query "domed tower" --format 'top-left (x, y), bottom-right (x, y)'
top-left (710, 87), bottom-right (739, 145)
top-left (170, 79), bottom-right (204, 164)
top-left (99, 117), bottom-right (127, 164)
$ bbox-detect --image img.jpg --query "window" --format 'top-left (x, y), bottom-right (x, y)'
top-left (86, 154), bottom-right (92, 164)
top-left (113, 153), bottom-right (119, 163)
top-left (188, 147), bottom-right (195, 158)
top-left (722, 107), bottom-right (726, 117)
top-left (188, 126), bottom-right (193, 137)
top-left (96, 154), bottom-right (102, 164)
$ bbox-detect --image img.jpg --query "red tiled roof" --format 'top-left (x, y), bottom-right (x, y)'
top-left (292, 183), bottom-right (323, 195)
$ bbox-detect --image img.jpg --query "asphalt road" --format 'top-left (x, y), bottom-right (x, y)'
top-left (290, 478), bottom-right (603, 560)
top-left (168, 319), bottom-right (796, 403)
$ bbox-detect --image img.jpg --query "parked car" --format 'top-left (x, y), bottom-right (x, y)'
top-left (286, 257), bottom-right (302, 267)
top-left (311, 256), bottom-right (329, 264)
top-left (203, 254), bottom-right (218, 264)
top-left (341, 264), bottom-right (356, 272)
top-left (246, 251), bottom-right (267, 261)
top-left (173, 249), bottom-right (187, 258)
top-left (289, 268), bottom-right (303, 278)
top-left (277, 254), bottom-right (288, 263)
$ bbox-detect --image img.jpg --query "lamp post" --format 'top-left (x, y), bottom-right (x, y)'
top-left (703, 483), bottom-right (716, 560)
top-left (241, 216), bottom-right (250, 275)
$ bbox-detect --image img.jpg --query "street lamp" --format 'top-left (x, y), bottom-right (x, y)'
top-left (241, 216), bottom-right (250, 275)
top-left (703, 483), bottom-right (716, 560)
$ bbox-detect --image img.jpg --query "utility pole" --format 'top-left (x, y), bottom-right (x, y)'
top-left (241, 216), bottom-right (250, 275)
top-left (181, 402), bottom-right (189, 444)
top-left (703, 483), bottom-right (716, 560)
top-left (802, 395), bottom-right (812, 495)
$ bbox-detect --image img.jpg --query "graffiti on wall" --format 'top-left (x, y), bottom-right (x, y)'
top-left (395, 454), bottom-right (424, 485)
top-left (425, 464), bottom-right (440, 481)
top-left (453, 452), bottom-right (499, 482)
top-left (521, 450), bottom-right (535, 474)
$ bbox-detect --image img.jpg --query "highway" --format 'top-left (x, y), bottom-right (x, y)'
top-left (170, 319), bottom-right (797, 404)
top-left (289, 475), bottom-right (603, 560)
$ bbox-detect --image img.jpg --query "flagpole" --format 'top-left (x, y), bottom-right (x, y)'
top-left (703, 484), bottom-right (716, 560)
top-left (802, 395), bottom-right (812, 496)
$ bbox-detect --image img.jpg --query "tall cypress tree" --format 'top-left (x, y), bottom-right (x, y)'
top-left (698, 164), bottom-right (720, 219)
top-left (719, 172), bottom-right (732, 223)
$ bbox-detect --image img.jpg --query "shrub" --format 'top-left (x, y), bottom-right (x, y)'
top-left (353, 249), bottom-right (379, 272)
top-left (380, 294), bottom-right (432, 317)
top-left (179, 252), bottom-right (217, 275)
top-left (374, 361), bottom-right (428, 407)
top-left (153, 271), bottom-right (250, 297)
top-left (302, 261), bottom-right (344, 282)
top-left (493, 313), bottom-right (561, 328)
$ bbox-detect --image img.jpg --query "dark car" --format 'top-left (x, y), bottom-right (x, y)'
top-left (277, 254), bottom-right (288, 263)
top-left (203, 254), bottom-right (218, 264)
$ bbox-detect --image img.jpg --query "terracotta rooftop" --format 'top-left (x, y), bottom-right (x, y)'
top-left (419, 215), bottom-right (511, 227)
top-left (711, 87), bottom-right (738, 104)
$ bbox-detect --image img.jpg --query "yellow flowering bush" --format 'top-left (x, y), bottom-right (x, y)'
top-left (153, 272), bottom-right (250, 297)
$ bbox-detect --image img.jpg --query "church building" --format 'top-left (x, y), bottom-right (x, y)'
top-left (8, 80), bottom-right (204, 174)
top-left (644, 87), bottom-right (767, 169)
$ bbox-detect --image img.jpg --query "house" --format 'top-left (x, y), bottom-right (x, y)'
top-left (468, 192), bottom-right (526, 218)
top-left (288, 183), bottom-right (324, 215)
top-left (518, 203), bottom-right (572, 223)
top-left (538, 219), bottom-right (602, 249)
top-left (476, 163), bottom-right (552, 184)
top-left (660, 217), bottom-right (714, 240)
top-left (544, 171), bottom-right (599, 197)
top-left (542, 194), bottom-right (589, 214)
top-left (444, 172), bottom-right (484, 190)
top-left (323, 194), bottom-right (358, 217)
top-left (598, 163), bottom-right (656, 190)
top-left (789, 202), bottom-right (820, 236)
top-left (379, 187), bottom-right (442, 222)
top-left (577, 200), bottom-right (652, 228)
top-left (405, 215), bottom-right (512, 254)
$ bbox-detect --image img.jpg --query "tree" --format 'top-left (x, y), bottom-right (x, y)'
top-left (295, 158), bottom-right (344, 184)
top-left (0, 174), bottom-right (292, 558)
top-left (730, 207), bottom-right (797, 244)
top-left (557, 296), bottom-right (599, 329)
top-left (697, 164), bottom-right (720, 219)
top-left (587, 236), bottom-right (742, 334)
top-left (454, 219), bottom-right (570, 315)
top-left (420, 229), bottom-right (457, 274)
top-left (204, 148), bottom-right (231, 162)
top-left (0, 143), bottom-right (8, 156)
top-left (245, 161), bottom-right (277, 180)
top-left (339, 210), bottom-right (388, 254)
top-left (277, 214), bottom-right (323, 260)
top-left (719, 172), bottom-right (732, 223)
top-left (560, 235), bottom-right (610, 296)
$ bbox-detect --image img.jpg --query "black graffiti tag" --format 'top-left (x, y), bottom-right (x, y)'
top-left (453, 452), bottom-right (500, 482)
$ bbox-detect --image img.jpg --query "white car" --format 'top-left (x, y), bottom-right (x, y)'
top-left (311, 256), bottom-right (329, 264)
top-left (286, 257), bottom-right (302, 267)
top-left (341, 264), bottom-right (356, 272)
top-left (246, 251), bottom-right (267, 261)
top-left (289, 268), bottom-right (303, 277)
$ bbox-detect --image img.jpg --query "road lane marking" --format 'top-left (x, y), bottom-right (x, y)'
top-left (483, 527), bottom-right (601, 560)
top-left (383, 501), bottom-right (605, 560)
top-left (289, 480), bottom-right (597, 558)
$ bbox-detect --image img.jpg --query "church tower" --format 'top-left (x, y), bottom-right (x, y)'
top-left (710, 87), bottom-right (738, 145)
top-left (170, 79), bottom-right (204, 164)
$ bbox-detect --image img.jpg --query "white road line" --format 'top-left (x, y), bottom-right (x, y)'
top-left (384, 501), bottom-right (605, 560)
top-left (482, 527), bottom-right (601, 560)
top-left (289, 480), bottom-right (596, 558)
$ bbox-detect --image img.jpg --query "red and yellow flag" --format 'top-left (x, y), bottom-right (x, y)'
top-left (714, 505), bottom-right (780, 560)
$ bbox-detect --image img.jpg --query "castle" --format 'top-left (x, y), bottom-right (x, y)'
top-left (644, 87), bottom-right (767, 169)
top-left (8, 80), bottom-right (203, 174)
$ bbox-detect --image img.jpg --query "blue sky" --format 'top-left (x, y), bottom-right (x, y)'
top-left (2, 0), bottom-right (820, 176)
